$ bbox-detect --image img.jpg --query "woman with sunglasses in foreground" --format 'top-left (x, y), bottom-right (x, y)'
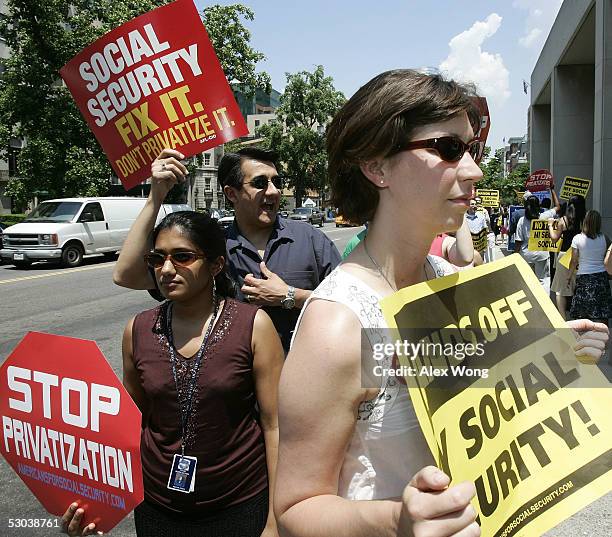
top-left (62, 211), bottom-right (283, 537)
top-left (274, 70), bottom-right (609, 537)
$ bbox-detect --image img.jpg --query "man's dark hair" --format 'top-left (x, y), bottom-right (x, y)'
top-left (524, 195), bottom-right (541, 220)
top-left (327, 69), bottom-right (481, 224)
top-left (541, 198), bottom-right (552, 209)
top-left (218, 147), bottom-right (279, 190)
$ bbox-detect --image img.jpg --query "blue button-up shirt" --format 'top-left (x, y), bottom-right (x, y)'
top-left (226, 217), bottom-right (341, 351)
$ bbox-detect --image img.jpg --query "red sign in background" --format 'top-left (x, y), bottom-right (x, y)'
top-left (0, 333), bottom-right (143, 533)
top-left (60, 0), bottom-right (248, 190)
top-left (525, 169), bottom-right (553, 192)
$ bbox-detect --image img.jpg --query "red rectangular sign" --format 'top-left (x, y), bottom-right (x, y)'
top-left (60, 0), bottom-right (248, 190)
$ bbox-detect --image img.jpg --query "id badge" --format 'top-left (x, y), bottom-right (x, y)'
top-left (167, 454), bottom-right (197, 493)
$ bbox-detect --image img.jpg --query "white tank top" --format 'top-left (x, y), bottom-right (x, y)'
top-left (291, 255), bottom-right (456, 500)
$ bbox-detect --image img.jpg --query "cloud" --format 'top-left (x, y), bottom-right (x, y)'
top-left (439, 14), bottom-right (510, 106)
top-left (513, 0), bottom-right (563, 50)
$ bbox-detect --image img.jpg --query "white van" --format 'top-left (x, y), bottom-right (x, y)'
top-left (0, 197), bottom-right (191, 268)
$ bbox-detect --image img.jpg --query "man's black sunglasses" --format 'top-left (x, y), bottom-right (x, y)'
top-left (401, 136), bottom-right (484, 164)
top-left (244, 175), bottom-right (284, 190)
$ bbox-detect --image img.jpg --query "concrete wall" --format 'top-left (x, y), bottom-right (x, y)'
top-left (531, 0), bottom-right (594, 99)
top-left (551, 64), bottom-right (595, 206)
top-left (594, 0), bottom-right (612, 231)
top-left (530, 0), bottom-right (612, 233)
top-left (530, 104), bottom-right (551, 171)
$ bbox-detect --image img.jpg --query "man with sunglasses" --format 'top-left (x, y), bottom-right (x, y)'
top-left (114, 147), bottom-right (341, 352)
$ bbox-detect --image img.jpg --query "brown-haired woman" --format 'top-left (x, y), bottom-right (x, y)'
top-left (274, 69), bottom-right (609, 537)
top-left (568, 209), bottom-right (612, 330)
top-left (548, 195), bottom-right (586, 319)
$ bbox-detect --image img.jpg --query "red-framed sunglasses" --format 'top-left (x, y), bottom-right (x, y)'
top-left (401, 136), bottom-right (484, 164)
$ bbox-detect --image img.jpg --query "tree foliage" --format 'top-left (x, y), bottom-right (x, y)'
top-left (0, 1), bottom-right (269, 210)
top-left (258, 66), bottom-right (345, 207)
top-left (201, 4), bottom-right (270, 95)
top-left (478, 147), bottom-right (529, 205)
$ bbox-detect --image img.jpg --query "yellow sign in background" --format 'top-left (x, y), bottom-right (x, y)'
top-left (380, 255), bottom-right (611, 537)
top-left (559, 177), bottom-right (591, 200)
top-left (477, 189), bottom-right (500, 208)
top-left (472, 228), bottom-right (488, 252)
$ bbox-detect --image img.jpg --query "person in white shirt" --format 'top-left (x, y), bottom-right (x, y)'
top-left (514, 195), bottom-right (550, 293)
top-left (568, 209), bottom-right (612, 326)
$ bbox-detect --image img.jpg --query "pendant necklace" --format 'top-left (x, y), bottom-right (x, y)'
top-left (363, 238), bottom-right (431, 292)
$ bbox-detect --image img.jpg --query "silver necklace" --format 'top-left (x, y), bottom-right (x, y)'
top-left (363, 238), bottom-right (398, 292)
top-left (363, 238), bottom-right (432, 292)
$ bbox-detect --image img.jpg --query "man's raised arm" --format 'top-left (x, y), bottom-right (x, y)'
top-left (113, 149), bottom-right (188, 289)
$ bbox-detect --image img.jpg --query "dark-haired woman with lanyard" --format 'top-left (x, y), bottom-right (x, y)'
top-left (62, 208), bottom-right (283, 536)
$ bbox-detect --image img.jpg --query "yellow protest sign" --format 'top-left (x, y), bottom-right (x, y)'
top-left (559, 177), bottom-right (591, 200)
top-left (472, 228), bottom-right (488, 252)
top-left (516, 191), bottom-right (525, 201)
top-left (380, 255), bottom-right (611, 537)
top-left (528, 219), bottom-right (561, 252)
top-left (558, 249), bottom-right (572, 269)
top-left (477, 189), bottom-right (500, 208)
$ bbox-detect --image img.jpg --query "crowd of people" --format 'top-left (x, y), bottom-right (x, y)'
top-left (61, 69), bottom-right (610, 537)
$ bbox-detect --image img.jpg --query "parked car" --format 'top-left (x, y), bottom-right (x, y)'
top-left (290, 207), bottom-right (324, 227)
top-left (280, 210), bottom-right (290, 218)
top-left (335, 214), bottom-right (358, 228)
top-left (0, 198), bottom-right (191, 269)
top-left (218, 215), bottom-right (235, 234)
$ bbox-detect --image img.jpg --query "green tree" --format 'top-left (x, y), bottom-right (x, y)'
top-left (0, 1), bottom-right (269, 209)
top-left (258, 66), bottom-right (345, 207)
top-left (478, 147), bottom-right (529, 205)
top-left (201, 4), bottom-right (270, 95)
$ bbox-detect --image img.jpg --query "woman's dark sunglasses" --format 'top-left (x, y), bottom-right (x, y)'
top-left (144, 251), bottom-right (206, 269)
top-left (244, 175), bottom-right (284, 190)
top-left (401, 136), bottom-right (484, 164)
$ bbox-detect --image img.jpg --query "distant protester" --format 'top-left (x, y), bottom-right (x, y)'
top-left (549, 195), bottom-right (586, 319)
top-left (568, 209), bottom-right (612, 329)
top-left (515, 195), bottom-right (550, 293)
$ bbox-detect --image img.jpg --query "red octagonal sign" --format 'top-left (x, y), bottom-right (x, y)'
top-left (0, 332), bottom-right (143, 533)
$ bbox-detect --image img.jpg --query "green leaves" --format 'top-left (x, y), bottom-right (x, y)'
top-left (0, 0), bottom-right (171, 209)
top-left (202, 4), bottom-right (271, 94)
top-left (259, 65), bottom-right (345, 207)
top-left (1, 1), bottom-right (269, 209)
top-left (478, 147), bottom-right (529, 205)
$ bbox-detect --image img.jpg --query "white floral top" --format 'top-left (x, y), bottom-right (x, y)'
top-left (291, 256), bottom-right (455, 500)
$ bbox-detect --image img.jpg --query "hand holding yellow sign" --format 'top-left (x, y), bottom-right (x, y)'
top-left (380, 255), bottom-right (611, 537)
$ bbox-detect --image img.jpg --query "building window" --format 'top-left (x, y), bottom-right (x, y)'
top-left (255, 119), bottom-right (260, 127)
top-left (204, 153), bottom-right (211, 165)
top-left (205, 174), bottom-right (212, 190)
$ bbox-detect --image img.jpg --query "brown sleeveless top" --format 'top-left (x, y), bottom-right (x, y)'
top-left (132, 298), bottom-right (268, 515)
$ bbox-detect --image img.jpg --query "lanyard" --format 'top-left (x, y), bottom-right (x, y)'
top-left (165, 298), bottom-right (219, 455)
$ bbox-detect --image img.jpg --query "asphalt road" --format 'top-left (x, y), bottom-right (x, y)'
top-left (1, 223), bottom-right (610, 536)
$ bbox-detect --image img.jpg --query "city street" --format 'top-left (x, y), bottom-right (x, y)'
top-left (0, 222), bottom-right (361, 536)
top-left (0, 222), bottom-right (610, 536)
